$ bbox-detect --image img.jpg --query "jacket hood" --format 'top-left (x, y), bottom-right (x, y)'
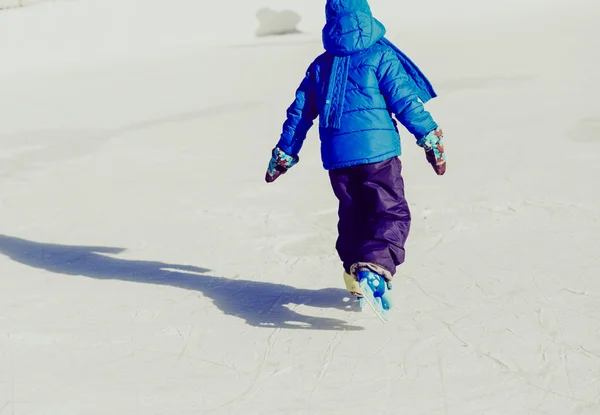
top-left (322, 0), bottom-right (386, 56)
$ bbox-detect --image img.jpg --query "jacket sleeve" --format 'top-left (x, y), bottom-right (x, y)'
top-left (376, 49), bottom-right (437, 139)
top-left (276, 63), bottom-right (319, 156)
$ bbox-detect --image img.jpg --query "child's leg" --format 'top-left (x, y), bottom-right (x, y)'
top-left (355, 157), bottom-right (411, 278)
top-left (329, 167), bottom-right (365, 273)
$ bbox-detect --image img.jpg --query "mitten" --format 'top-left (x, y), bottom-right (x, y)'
top-left (417, 128), bottom-right (446, 176)
top-left (265, 147), bottom-right (299, 183)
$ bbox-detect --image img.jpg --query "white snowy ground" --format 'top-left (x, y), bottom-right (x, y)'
top-left (1, 0), bottom-right (599, 414)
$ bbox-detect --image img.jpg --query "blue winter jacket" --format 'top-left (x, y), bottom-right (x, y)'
top-left (276, 1), bottom-right (438, 170)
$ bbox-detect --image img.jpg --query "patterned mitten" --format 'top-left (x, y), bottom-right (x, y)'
top-left (265, 147), bottom-right (299, 183)
top-left (417, 128), bottom-right (446, 176)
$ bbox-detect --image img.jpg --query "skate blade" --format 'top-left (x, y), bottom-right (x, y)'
top-left (358, 279), bottom-right (388, 323)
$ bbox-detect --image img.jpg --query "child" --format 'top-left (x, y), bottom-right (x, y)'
top-left (265, 0), bottom-right (446, 312)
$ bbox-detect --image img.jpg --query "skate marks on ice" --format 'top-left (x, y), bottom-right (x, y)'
top-left (0, 235), bottom-right (362, 331)
top-left (0, 101), bottom-right (260, 180)
top-left (0, 130), bottom-right (107, 180)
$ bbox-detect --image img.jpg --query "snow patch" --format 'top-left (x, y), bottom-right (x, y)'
top-left (255, 7), bottom-right (302, 37)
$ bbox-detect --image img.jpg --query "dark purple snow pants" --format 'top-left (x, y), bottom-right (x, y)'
top-left (329, 157), bottom-right (411, 277)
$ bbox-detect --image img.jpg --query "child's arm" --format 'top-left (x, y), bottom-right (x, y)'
top-left (377, 50), bottom-right (446, 175)
top-left (276, 64), bottom-right (319, 156)
top-left (265, 64), bottom-right (319, 183)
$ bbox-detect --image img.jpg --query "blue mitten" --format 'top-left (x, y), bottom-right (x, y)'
top-left (417, 128), bottom-right (446, 175)
top-left (265, 147), bottom-right (299, 183)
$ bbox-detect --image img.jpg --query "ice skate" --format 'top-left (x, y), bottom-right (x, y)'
top-left (356, 269), bottom-right (392, 322)
top-left (343, 271), bottom-right (367, 309)
top-left (343, 271), bottom-right (362, 297)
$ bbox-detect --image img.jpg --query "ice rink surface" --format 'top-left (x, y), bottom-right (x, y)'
top-left (0, 1), bottom-right (599, 413)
